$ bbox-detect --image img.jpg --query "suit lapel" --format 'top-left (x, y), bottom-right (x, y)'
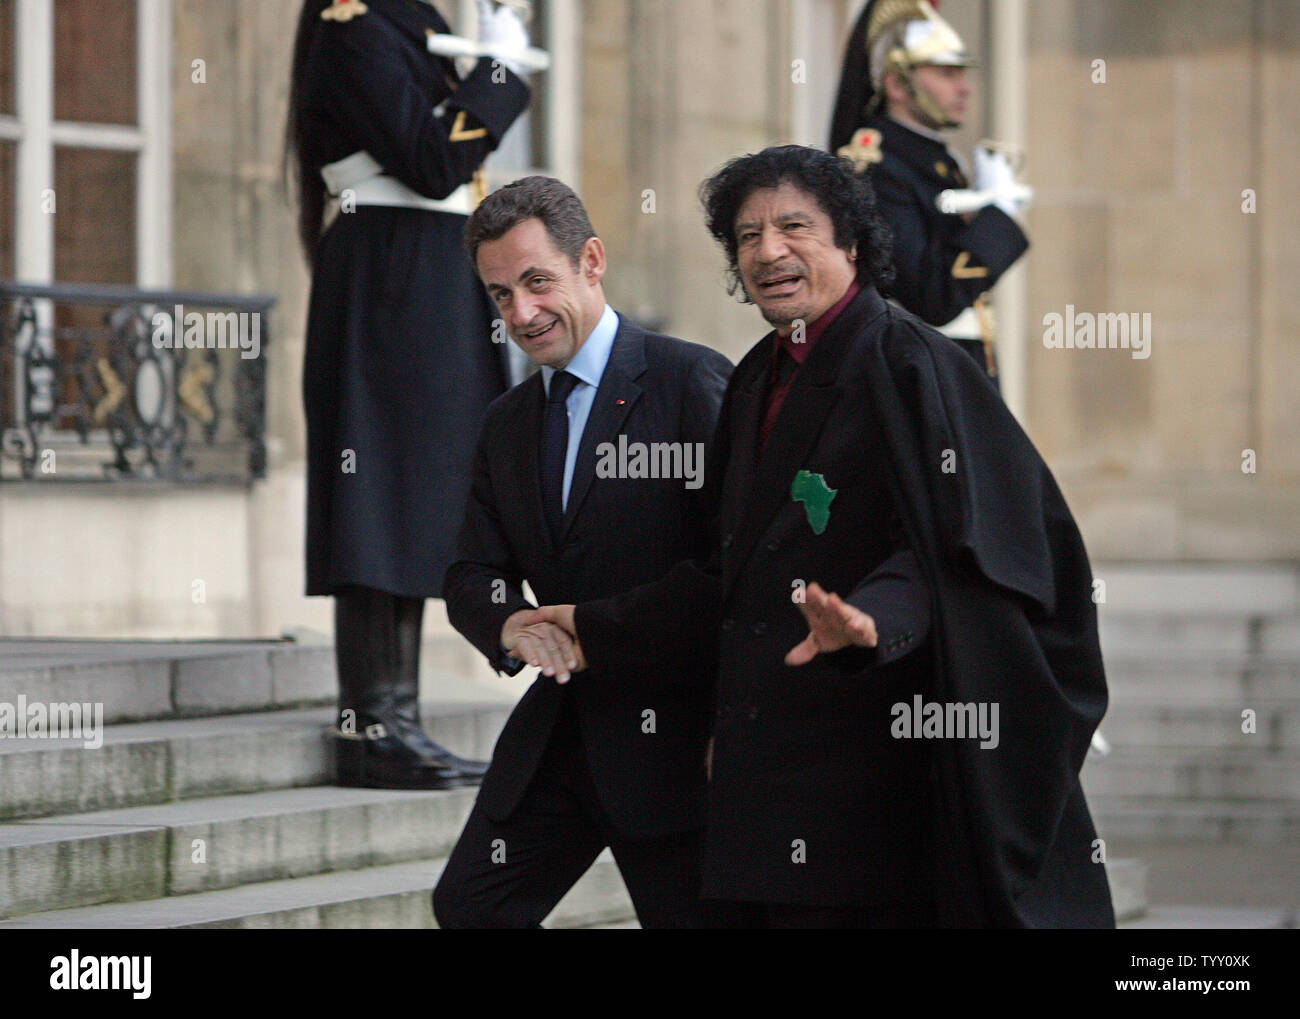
top-left (511, 374), bottom-right (553, 554)
top-left (559, 318), bottom-right (645, 540)
top-left (721, 287), bottom-right (890, 598)
top-left (717, 355), bottom-right (766, 575)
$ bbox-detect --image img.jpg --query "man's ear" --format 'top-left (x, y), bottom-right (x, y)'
top-left (581, 236), bottom-right (606, 285)
top-left (882, 69), bottom-right (906, 106)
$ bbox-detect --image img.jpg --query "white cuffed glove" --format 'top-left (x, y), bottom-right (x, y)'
top-left (476, 0), bottom-right (530, 78)
top-left (973, 146), bottom-right (1022, 217)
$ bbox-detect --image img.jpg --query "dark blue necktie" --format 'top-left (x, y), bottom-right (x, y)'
top-left (540, 370), bottom-right (579, 546)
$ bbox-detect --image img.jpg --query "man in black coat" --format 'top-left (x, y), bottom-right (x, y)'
top-left (829, 0), bottom-right (1028, 384)
top-left (431, 177), bottom-right (733, 928)
top-left (288, 0), bottom-right (532, 788)
top-left (537, 146), bottom-right (1114, 928)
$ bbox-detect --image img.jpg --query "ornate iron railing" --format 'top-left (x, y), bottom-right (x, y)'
top-left (0, 281), bottom-right (274, 483)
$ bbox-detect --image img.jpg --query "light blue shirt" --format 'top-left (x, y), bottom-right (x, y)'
top-left (540, 304), bottom-right (618, 511)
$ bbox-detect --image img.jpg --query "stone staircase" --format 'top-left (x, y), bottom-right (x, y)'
top-left (0, 641), bottom-right (635, 928)
top-left (1084, 564), bottom-right (1300, 846)
top-left (0, 636), bottom-right (1157, 927)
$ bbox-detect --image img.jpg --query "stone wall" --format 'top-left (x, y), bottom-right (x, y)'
top-left (1023, 0), bottom-right (1299, 559)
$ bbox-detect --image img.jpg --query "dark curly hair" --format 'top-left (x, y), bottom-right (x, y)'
top-left (699, 144), bottom-right (894, 301)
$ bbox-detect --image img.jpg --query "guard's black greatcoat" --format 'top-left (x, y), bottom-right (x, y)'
top-left (443, 318), bottom-right (732, 840)
top-left (576, 285), bottom-right (1115, 928)
top-left (865, 115), bottom-right (1027, 333)
top-left (299, 0), bottom-right (529, 597)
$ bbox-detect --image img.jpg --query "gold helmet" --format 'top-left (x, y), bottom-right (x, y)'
top-left (830, 0), bottom-right (974, 150)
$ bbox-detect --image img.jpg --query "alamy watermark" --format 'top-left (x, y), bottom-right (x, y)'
top-left (891, 695), bottom-right (999, 749)
top-left (595, 435), bottom-right (704, 490)
top-left (0, 696), bottom-right (104, 749)
top-left (152, 304), bottom-right (262, 360)
top-left (1042, 304), bottom-right (1151, 360)
top-left (50, 950), bottom-right (151, 999)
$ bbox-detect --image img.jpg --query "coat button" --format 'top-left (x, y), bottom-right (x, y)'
top-left (746, 706), bottom-right (759, 720)
top-left (752, 622), bottom-right (767, 636)
top-left (721, 618), bottom-right (734, 632)
top-left (722, 533), bottom-right (734, 548)
top-left (764, 539), bottom-right (779, 553)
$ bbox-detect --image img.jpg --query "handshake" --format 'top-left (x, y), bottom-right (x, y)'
top-left (500, 583), bottom-right (881, 686)
top-left (501, 604), bottom-right (584, 685)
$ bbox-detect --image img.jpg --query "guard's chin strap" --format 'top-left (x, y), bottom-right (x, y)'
top-left (898, 69), bottom-right (958, 131)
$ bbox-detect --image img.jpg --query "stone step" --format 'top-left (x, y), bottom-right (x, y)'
top-left (1102, 657), bottom-right (1298, 702)
top-left (0, 640), bottom-right (336, 724)
top-left (0, 785), bottom-right (478, 919)
top-left (0, 704), bottom-right (510, 821)
top-left (1089, 797), bottom-right (1300, 843)
top-left (1119, 905), bottom-right (1295, 929)
top-left (0, 853), bottom-right (636, 929)
top-left (1091, 563), bottom-right (1300, 616)
top-left (1105, 857), bottom-right (1147, 923)
top-left (0, 852), bottom-right (1142, 929)
top-left (1096, 614), bottom-right (1300, 657)
top-left (1098, 699), bottom-right (1300, 751)
top-left (1082, 749), bottom-right (1300, 801)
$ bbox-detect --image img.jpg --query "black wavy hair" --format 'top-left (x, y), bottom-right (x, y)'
top-left (699, 144), bottom-right (894, 301)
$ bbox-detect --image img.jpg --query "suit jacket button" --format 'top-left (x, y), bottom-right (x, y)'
top-left (722, 533), bottom-right (734, 548)
top-left (746, 706), bottom-right (759, 721)
top-left (764, 539), bottom-right (779, 552)
top-left (752, 622), bottom-right (767, 636)
top-left (721, 618), bottom-right (734, 632)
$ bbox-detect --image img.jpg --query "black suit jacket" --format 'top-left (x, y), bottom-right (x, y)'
top-left (443, 315), bottom-right (731, 839)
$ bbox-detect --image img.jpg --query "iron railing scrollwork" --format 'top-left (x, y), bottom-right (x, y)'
top-left (0, 281), bottom-right (274, 484)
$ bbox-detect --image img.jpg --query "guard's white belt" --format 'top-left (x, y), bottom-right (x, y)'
top-left (320, 150), bottom-right (471, 216)
top-left (936, 306), bottom-right (981, 340)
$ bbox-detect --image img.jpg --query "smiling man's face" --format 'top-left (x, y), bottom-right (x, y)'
top-left (476, 217), bottom-right (605, 369)
top-left (734, 181), bottom-right (857, 335)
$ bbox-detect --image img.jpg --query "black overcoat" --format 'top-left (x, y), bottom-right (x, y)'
top-left (299, 0), bottom-right (529, 597)
top-left (577, 285), bottom-right (1116, 927)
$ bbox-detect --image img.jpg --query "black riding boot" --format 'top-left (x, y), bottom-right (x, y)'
top-left (390, 593), bottom-right (489, 785)
top-left (333, 585), bottom-right (462, 789)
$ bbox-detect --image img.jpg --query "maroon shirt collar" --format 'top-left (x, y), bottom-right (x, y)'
top-left (775, 280), bottom-right (862, 365)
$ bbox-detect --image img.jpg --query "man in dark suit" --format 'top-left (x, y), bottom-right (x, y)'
top-left (431, 176), bottom-right (732, 928)
top-left (538, 146), bottom-right (1114, 928)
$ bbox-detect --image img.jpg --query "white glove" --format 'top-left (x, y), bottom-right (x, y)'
top-left (476, 0), bottom-right (530, 78)
top-left (973, 147), bottom-right (1023, 217)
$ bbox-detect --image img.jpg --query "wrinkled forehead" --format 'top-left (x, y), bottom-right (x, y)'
top-left (733, 179), bottom-right (826, 230)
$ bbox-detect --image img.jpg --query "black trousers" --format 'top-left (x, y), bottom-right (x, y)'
top-left (432, 697), bottom-right (715, 929)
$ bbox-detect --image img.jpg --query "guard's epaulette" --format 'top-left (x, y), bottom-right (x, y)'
top-left (321, 0), bottom-right (368, 22)
top-left (837, 127), bottom-right (883, 172)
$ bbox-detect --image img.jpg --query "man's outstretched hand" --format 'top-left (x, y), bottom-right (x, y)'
top-left (785, 582), bottom-right (877, 666)
top-left (501, 605), bottom-right (586, 684)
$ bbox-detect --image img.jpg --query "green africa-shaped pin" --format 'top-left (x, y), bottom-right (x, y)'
top-left (791, 470), bottom-right (837, 535)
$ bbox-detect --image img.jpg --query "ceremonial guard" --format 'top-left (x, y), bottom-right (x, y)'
top-left (285, 0), bottom-right (531, 787)
top-left (830, 0), bottom-right (1029, 384)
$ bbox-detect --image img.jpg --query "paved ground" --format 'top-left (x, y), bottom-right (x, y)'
top-left (1118, 839), bottom-right (1300, 927)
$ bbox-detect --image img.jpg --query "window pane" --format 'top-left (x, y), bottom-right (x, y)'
top-left (0, 0), bottom-right (13, 116)
top-left (52, 147), bottom-right (136, 428)
top-left (55, 146), bottom-right (136, 284)
top-left (54, 0), bottom-right (136, 125)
